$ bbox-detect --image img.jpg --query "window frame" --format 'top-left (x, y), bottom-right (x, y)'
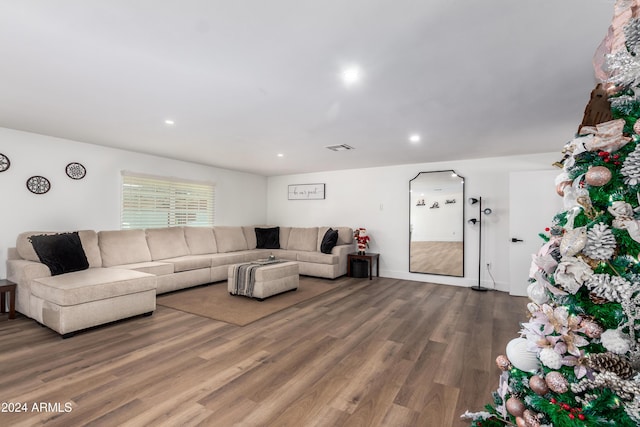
top-left (121, 171), bottom-right (215, 229)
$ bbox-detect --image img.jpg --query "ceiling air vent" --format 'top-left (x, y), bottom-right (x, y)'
top-left (325, 144), bottom-right (354, 152)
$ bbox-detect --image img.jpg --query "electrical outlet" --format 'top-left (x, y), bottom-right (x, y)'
top-left (486, 262), bottom-right (491, 270)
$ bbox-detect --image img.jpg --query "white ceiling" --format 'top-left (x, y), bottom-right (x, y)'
top-left (0, 1), bottom-right (615, 176)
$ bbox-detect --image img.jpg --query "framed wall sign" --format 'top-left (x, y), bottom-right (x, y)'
top-left (288, 183), bottom-right (325, 200)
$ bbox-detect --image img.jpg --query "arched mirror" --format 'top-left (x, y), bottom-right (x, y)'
top-left (410, 170), bottom-right (465, 276)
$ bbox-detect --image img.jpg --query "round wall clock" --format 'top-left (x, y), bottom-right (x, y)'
top-left (66, 162), bottom-right (86, 180)
top-left (0, 153), bottom-right (9, 172)
top-left (26, 176), bottom-right (51, 194)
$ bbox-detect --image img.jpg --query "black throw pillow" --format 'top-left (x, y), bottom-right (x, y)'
top-left (29, 232), bottom-right (89, 276)
top-left (320, 228), bottom-right (339, 254)
top-left (255, 227), bottom-right (280, 249)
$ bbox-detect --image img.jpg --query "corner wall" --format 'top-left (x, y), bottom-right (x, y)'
top-left (0, 127), bottom-right (267, 279)
top-left (266, 152), bottom-right (560, 291)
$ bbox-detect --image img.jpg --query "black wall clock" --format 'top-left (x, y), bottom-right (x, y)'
top-left (0, 153), bottom-right (9, 172)
top-left (26, 176), bottom-right (51, 194)
top-left (66, 162), bottom-right (86, 180)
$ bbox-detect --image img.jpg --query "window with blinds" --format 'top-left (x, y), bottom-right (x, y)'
top-left (121, 172), bottom-right (215, 229)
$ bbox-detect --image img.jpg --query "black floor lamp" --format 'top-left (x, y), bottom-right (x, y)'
top-left (468, 197), bottom-right (492, 292)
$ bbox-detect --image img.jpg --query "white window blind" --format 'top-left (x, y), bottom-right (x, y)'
top-left (121, 172), bottom-right (215, 229)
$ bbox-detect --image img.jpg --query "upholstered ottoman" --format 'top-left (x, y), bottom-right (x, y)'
top-left (228, 261), bottom-right (299, 300)
top-left (29, 268), bottom-right (157, 338)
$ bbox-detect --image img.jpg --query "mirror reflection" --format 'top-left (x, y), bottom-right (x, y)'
top-left (410, 170), bottom-right (465, 276)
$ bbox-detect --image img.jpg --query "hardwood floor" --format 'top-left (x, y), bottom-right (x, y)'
top-left (410, 242), bottom-right (464, 277)
top-left (0, 277), bottom-right (527, 427)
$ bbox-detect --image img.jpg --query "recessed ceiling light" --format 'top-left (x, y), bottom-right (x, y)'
top-left (164, 119), bottom-right (175, 125)
top-left (277, 153), bottom-right (284, 158)
top-left (409, 134), bottom-right (421, 143)
top-left (341, 66), bottom-right (362, 86)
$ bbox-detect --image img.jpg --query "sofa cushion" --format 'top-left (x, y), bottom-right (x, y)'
top-left (146, 227), bottom-right (190, 260)
top-left (320, 228), bottom-right (339, 254)
top-left (297, 251), bottom-right (339, 265)
top-left (31, 268), bottom-right (156, 306)
top-left (287, 227), bottom-right (318, 252)
top-left (279, 227), bottom-right (291, 249)
top-left (258, 249), bottom-right (298, 262)
top-left (243, 226), bottom-right (258, 250)
top-left (184, 227), bottom-right (217, 255)
top-left (108, 262), bottom-right (174, 276)
top-left (17, 230), bottom-right (102, 268)
top-left (159, 255), bottom-right (212, 272)
top-left (209, 252), bottom-right (259, 267)
top-left (255, 227), bottom-right (280, 249)
top-left (335, 227), bottom-right (354, 246)
top-left (213, 227), bottom-right (248, 253)
top-left (99, 229), bottom-right (152, 267)
top-left (77, 230), bottom-right (103, 268)
top-left (29, 232), bottom-right (89, 276)
top-left (17, 231), bottom-right (49, 261)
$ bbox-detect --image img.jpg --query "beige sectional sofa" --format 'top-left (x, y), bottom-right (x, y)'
top-left (6, 226), bottom-right (354, 337)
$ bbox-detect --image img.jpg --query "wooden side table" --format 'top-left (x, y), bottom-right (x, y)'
top-left (347, 252), bottom-right (380, 280)
top-left (0, 279), bottom-right (17, 319)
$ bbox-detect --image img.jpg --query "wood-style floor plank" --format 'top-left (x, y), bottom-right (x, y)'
top-left (0, 276), bottom-right (527, 426)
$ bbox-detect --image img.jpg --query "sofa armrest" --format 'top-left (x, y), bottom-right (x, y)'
top-left (7, 247), bottom-right (20, 260)
top-left (332, 243), bottom-right (355, 256)
top-left (6, 259), bottom-right (51, 317)
top-left (332, 243), bottom-right (356, 276)
top-left (7, 259), bottom-right (51, 284)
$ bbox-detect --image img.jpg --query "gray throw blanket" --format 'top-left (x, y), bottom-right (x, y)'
top-left (231, 260), bottom-right (284, 297)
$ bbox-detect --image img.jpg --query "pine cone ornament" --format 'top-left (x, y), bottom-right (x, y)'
top-left (626, 18), bottom-right (640, 55)
top-left (583, 223), bottom-right (616, 260)
top-left (607, 47), bottom-right (640, 89)
top-left (589, 294), bottom-right (609, 304)
top-left (621, 144), bottom-right (640, 185)
top-left (583, 352), bottom-right (635, 379)
top-left (584, 274), bottom-right (634, 303)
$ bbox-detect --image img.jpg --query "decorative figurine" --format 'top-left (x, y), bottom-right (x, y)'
top-left (354, 227), bottom-right (370, 255)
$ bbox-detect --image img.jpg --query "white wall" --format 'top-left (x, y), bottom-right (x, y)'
top-left (266, 152), bottom-right (560, 291)
top-left (0, 127), bottom-right (267, 278)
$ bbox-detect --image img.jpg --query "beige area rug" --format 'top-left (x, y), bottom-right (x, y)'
top-left (156, 278), bottom-right (341, 326)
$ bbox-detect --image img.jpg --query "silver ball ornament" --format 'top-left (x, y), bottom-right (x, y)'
top-left (527, 282), bottom-right (549, 304)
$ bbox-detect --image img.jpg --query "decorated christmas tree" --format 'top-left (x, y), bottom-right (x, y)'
top-left (463, 1), bottom-right (640, 426)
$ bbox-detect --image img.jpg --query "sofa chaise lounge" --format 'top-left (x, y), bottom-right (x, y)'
top-left (6, 225), bottom-right (354, 337)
